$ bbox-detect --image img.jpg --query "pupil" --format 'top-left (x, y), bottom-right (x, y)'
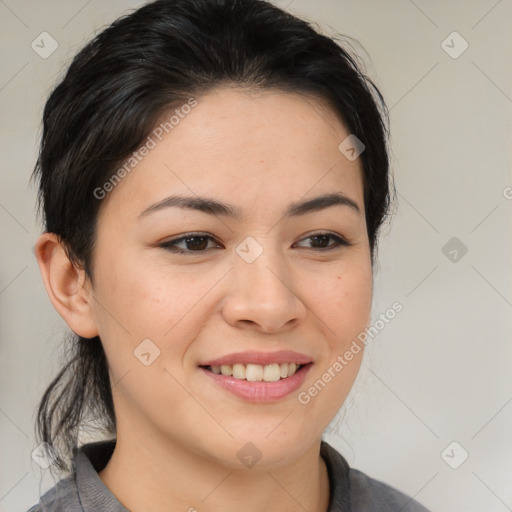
top-left (311, 235), bottom-right (329, 248)
top-left (187, 236), bottom-right (207, 250)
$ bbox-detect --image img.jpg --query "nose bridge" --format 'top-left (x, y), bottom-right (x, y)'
top-left (236, 236), bottom-right (291, 298)
top-left (224, 235), bottom-right (305, 330)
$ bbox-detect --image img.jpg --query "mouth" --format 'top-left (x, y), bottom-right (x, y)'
top-left (199, 362), bottom-right (308, 382)
top-left (198, 352), bottom-right (313, 402)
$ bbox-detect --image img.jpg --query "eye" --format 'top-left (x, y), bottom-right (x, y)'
top-left (294, 232), bottom-right (350, 251)
top-left (159, 231), bottom-right (350, 255)
top-left (159, 233), bottom-right (222, 254)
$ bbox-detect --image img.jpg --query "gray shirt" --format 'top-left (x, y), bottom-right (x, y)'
top-left (26, 440), bottom-right (431, 511)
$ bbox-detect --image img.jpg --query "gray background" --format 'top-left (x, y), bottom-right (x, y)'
top-left (1, 1), bottom-right (511, 511)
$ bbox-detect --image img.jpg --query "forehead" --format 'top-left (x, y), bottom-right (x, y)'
top-left (98, 87), bottom-right (364, 221)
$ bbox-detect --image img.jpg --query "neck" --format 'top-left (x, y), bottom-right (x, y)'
top-left (98, 427), bottom-right (330, 512)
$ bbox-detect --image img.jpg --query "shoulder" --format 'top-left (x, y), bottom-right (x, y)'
top-left (24, 439), bottom-right (120, 512)
top-left (320, 441), bottom-right (431, 512)
top-left (24, 474), bottom-right (81, 512)
top-left (349, 468), bottom-right (431, 512)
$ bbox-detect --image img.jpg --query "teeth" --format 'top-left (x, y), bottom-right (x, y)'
top-left (208, 362), bottom-right (302, 381)
top-left (245, 364), bottom-right (263, 381)
top-left (263, 363), bottom-right (281, 382)
top-left (232, 363), bottom-right (245, 379)
top-left (220, 365), bottom-right (232, 376)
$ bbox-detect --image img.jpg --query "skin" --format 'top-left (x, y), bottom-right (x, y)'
top-left (35, 86), bottom-right (373, 512)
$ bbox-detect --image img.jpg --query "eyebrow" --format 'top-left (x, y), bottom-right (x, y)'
top-left (138, 192), bottom-right (361, 220)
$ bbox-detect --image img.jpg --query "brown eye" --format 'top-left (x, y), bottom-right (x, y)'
top-left (160, 234), bottom-right (222, 254)
top-left (294, 233), bottom-right (350, 250)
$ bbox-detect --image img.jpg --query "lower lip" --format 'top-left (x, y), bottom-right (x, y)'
top-left (199, 364), bottom-right (312, 403)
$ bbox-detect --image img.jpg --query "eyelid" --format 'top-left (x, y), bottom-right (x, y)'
top-left (159, 232), bottom-right (222, 253)
top-left (159, 231), bottom-right (350, 254)
top-left (294, 231), bottom-right (350, 249)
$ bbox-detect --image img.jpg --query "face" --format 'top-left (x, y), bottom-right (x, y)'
top-left (87, 87), bottom-right (373, 468)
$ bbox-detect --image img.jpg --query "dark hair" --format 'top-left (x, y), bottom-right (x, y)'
top-left (31, 0), bottom-right (393, 475)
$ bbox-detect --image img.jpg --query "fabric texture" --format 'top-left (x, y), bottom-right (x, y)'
top-left (26, 440), bottom-right (431, 512)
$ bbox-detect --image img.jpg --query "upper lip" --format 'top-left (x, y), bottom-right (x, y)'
top-left (199, 350), bottom-right (313, 367)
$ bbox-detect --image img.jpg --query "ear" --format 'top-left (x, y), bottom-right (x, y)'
top-left (34, 232), bottom-right (99, 338)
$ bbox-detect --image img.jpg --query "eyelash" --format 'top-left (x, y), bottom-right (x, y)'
top-left (159, 232), bottom-right (351, 254)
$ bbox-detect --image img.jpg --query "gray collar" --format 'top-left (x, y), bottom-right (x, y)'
top-left (75, 440), bottom-right (128, 512)
top-left (70, 439), bottom-right (351, 512)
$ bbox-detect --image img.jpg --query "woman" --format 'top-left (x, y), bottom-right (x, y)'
top-left (27, 0), bottom-right (430, 510)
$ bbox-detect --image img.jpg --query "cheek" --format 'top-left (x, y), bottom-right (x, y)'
top-left (299, 265), bottom-right (371, 424)
top-left (92, 254), bottom-right (223, 367)
top-left (313, 262), bottom-right (373, 347)
top-left (290, 258), bottom-right (371, 420)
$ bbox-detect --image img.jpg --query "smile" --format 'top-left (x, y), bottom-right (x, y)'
top-left (199, 353), bottom-right (313, 402)
top-left (202, 362), bottom-right (305, 382)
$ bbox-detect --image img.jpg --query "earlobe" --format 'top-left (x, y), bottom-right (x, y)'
top-left (34, 233), bottom-right (99, 339)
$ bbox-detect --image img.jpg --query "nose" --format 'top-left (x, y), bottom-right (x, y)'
top-left (221, 243), bottom-right (308, 333)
